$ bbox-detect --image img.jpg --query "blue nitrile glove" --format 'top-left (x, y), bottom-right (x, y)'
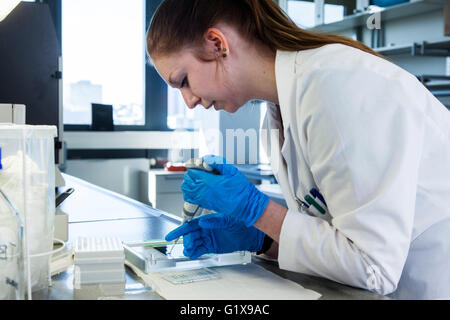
top-left (165, 213), bottom-right (265, 260)
top-left (181, 155), bottom-right (270, 227)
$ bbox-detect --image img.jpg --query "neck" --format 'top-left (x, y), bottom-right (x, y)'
top-left (244, 46), bottom-right (279, 105)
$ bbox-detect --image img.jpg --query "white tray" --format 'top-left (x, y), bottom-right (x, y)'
top-left (123, 240), bottom-right (252, 274)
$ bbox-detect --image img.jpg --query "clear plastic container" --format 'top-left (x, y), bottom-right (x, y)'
top-left (0, 124), bottom-right (57, 296)
top-left (0, 193), bottom-right (25, 300)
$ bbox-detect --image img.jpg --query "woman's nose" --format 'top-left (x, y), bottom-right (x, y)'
top-left (181, 89), bottom-right (201, 109)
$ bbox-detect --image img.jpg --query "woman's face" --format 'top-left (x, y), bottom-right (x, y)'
top-left (153, 47), bottom-right (250, 114)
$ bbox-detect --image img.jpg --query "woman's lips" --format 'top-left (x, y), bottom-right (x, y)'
top-left (203, 101), bottom-right (223, 110)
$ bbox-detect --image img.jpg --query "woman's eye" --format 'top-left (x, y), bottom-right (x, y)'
top-left (181, 76), bottom-right (189, 88)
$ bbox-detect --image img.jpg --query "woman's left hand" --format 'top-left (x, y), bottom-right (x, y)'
top-left (181, 155), bottom-right (270, 227)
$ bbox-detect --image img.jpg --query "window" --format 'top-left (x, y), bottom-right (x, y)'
top-left (62, 0), bottom-right (146, 126)
top-left (287, 0), bottom-right (345, 28)
top-left (167, 87), bottom-right (197, 130)
top-left (167, 86), bottom-right (210, 130)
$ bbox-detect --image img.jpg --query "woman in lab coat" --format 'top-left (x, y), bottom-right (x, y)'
top-left (148, 0), bottom-right (450, 299)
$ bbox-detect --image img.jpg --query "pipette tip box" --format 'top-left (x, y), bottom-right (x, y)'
top-left (73, 237), bottom-right (125, 286)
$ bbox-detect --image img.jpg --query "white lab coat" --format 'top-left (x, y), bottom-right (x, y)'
top-left (261, 44), bottom-right (450, 299)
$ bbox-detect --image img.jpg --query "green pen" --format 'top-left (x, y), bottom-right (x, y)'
top-left (304, 194), bottom-right (326, 215)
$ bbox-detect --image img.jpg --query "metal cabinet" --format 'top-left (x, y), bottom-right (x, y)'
top-left (147, 170), bottom-right (185, 217)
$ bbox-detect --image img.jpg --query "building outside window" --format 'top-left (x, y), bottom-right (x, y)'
top-left (62, 0), bottom-right (146, 126)
top-left (167, 86), bottom-right (199, 130)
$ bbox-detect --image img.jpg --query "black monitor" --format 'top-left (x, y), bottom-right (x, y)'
top-left (91, 103), bottom-right (114, 131)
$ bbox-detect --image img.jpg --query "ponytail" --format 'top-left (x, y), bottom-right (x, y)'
top-left (147, 0), bottom-right (384, 60)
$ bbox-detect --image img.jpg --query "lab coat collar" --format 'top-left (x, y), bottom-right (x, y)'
top-left (274, 50), bottom-right (300, 133)
top-left (260, 50), bottom-right (304, 211)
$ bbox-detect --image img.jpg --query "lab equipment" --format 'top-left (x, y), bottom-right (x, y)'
top-left (0, 104), bottom-right (26, 125)
top-left (123, 239), bottom-right (252, 274)
top-left (182, 158), bottom-right (220, 223)
top-left (0, 124), bottom-right (57, 298)
top-left (0, 188), bottom-right (25, 300)
top-left (165, 162), bottom-right (187, 172)
top-left (73, 237), bottom-right (125, 287)
top-left (371, 0), bottom-right (408, 7)
top-left (161, 268), bottom-right (220, 285)
top-left (53, 188), bottom-right (73, 244)
top-left (55, 187), bottom-right (74, 208)
top-left (169, 158), bottom-right (220, 254)
top-left (50, 241), bottom-right (73, 277)
top-left (166, 213), bottom-right (265, 260)
top-left (147, 169), bottom-right (185, 216)
top-left (181, 155), bottom-right (270, 227)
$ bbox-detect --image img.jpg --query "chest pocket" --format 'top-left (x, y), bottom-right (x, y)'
top-left (281, 127), bottom-right (332, 223)
top-left (295, 188), bottom-right (332, 223)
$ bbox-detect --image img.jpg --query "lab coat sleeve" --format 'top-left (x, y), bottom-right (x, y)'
top-left (278, 66), bottom-right (426, 295)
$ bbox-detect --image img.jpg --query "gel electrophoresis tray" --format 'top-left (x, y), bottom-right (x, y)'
top-left (123, 240), bottom-right (252, 273)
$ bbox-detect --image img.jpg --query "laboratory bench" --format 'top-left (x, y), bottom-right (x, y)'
top-left (32, 174), bottom-right (388, 300)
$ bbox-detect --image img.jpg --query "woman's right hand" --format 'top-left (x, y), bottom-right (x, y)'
top-left (165, 213), bottom-right (266, 259)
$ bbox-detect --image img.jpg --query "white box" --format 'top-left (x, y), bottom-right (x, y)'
top-left (0, 104), bottom-right (13, 123)
top-left (74, 266), bottom-right (125, 285)
top-left (73, 237), bottom-right (125, 286)
top-left (0, 104), bottom-right (26, 124)
top-left (74, 237), bottom-right (125, 262)
top-left (54, 209), bottom-right (68, 242)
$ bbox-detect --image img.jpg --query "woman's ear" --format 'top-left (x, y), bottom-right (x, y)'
top-left (204, 27), bottom-right (229, 59)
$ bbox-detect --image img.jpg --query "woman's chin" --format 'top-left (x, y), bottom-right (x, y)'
top-left (212, 101), bottom-right (242, 113)
top-left (220, 104), bottom-right (240, 114)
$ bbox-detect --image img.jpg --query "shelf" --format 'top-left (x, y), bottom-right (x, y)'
top-left (374, 39), bottom-right (450, 56)
top-left (307, 0), bottom-right (443, 33)
top-left (418, 75), bottom-right (450, 83)
top-left (430, 90), bottom-right (450, 97)
top-left (374, 43), bottom-right (412, 55)
top-left (416, 74), bottom-right (450, 98)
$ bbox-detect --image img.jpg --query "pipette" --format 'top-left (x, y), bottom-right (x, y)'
top-left (169, 158), bottom-right (220, 256)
